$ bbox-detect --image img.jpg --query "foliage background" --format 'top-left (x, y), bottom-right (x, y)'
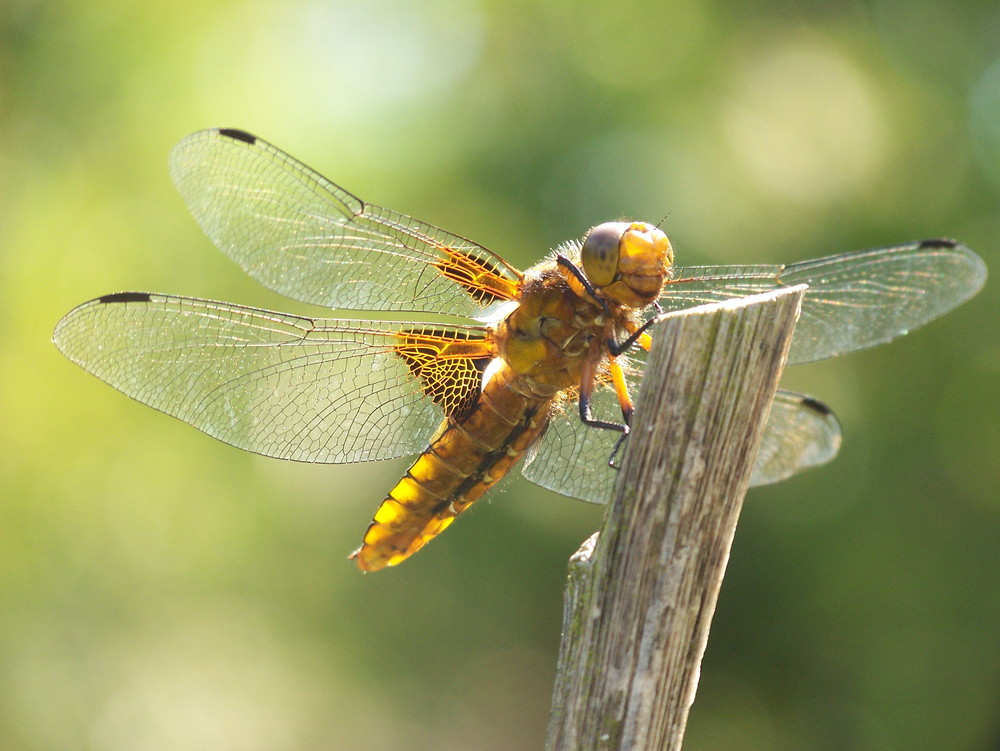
top-left (2, 0), bottom-right (999, 749)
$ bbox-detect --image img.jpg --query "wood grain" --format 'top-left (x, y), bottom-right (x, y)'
top-left (546, 284), bottom-right (807, 751)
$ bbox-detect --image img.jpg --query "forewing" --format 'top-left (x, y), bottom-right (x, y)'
top-left (53, 293), bottom-right (493, 463)
top-left (169, 128), bottom-right (522, 316)
top-left (521, 388), bottom-right (841, 503)
top-left (662, 240), bottom-right (986, 364)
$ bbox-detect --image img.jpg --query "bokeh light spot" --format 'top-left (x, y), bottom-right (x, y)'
top-left (969, 55), bottom-right (1000, 186)
top-left (722, 36), bottom-right (887, 205)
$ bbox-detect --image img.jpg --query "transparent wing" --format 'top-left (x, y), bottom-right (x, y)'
top-left (520, 385), bottom-right (625, 505)
top-left (748, 392), bottom-right (841, 486)
top-left (661, 240), bottom-right (987, 365)
top-left (169, 128), bottom-right (522, 316)
top-left (521, 389), bottom-right (842, 504)
top-left (53, 293), bottom-right (493, 464)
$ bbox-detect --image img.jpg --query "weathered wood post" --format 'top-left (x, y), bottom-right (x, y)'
top-left (545, 285), bottom-right (807, 751)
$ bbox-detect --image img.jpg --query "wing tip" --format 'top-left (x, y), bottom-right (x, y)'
top-left (917, 238), bottom-right (958, 250)
top-left (798, 395), bottom-right (834, 417)
top-left (98, 292), bottom-right (152, 304)
top-left (919, 238), bottom-right (988, 298)
top-left (216, 128), bottom-right (257, 145)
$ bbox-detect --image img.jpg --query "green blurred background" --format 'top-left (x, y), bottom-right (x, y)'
top-left (2, 0), bottom-right (999, 748)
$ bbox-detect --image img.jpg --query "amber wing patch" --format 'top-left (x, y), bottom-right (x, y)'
top-left (434, 246), bottom-right (521, 306)
top-left (393, 328), bottom-right (495, 421)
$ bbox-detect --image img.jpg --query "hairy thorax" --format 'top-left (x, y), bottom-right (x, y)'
top-left (493, 262), bottom-right (645, 398)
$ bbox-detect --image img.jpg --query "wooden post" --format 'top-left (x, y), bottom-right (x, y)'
top-left (545, 285), bottom-right (807, 751)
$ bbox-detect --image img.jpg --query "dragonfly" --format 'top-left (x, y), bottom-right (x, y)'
top-left (52, 128), bottom-right (987, 571)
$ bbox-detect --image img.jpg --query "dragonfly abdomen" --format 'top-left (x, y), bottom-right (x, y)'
top-left (351, 362), bottom-right (551, 571)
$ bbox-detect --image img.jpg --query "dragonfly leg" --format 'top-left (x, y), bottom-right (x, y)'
top-left (578, 349), bottom-right (636, 469)
top-left (608, 314), bottom-right (661, 356)
top-left (556, 254), bottom-right (611, 315)
top-left (578, 387), bottom-right (629, 470)
top-left (608, 431), bottom-right (630, 470)
top-left (606, 356), bottom-right (635, 469)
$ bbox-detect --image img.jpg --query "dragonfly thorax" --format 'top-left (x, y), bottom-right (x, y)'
top-left (494, 265), bottom-right (635, 396)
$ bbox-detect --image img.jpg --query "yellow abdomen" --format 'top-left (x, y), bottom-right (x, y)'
top-left (351, 362), bottom-right (551, 571)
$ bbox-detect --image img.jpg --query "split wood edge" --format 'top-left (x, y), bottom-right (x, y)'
top-left (545, 284), bottom-right (807, 751)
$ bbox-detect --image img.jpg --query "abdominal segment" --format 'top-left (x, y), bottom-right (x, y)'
top-left (351, 365), bottom-right (551, 571)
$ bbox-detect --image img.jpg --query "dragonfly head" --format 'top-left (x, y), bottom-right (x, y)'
top-left (580, 221), bottom-right (674, 308)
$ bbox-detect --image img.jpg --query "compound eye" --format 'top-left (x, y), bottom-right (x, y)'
top-left (581, 222), bottom-right (627, 287)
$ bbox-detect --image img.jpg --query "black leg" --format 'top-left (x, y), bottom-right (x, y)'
top-left (607, 431), bottom-right (629, 469)
top-left (579, 390), bottom-right (634, 469)
top-left (556, 254), bottom-right (610, 316)
top-left (607, 314), bottom-right (661, 356)
top-left (578, 388), bottom-right (627, 435)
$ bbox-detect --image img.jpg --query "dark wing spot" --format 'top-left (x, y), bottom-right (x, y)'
top-left (917, 238), bottom-right (958, 250)
top-left (217, 128), bottom-right (257, 145)
top-left (98, 292), bottom-right (152, 304)
top-left (799, 395), bottom-right (833, 416)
